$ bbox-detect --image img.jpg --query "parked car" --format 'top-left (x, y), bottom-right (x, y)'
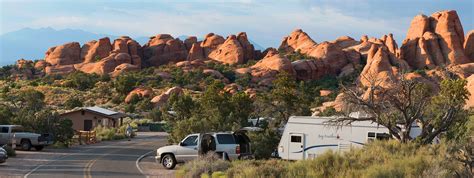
top-left (0, 125), bottom-right (53, 151)
top-left (0, 145), bottom-right (7, 163)
top-left (155, 131), bottom-right (252, 169)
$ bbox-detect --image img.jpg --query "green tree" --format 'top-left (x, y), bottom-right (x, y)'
top-left (258, 72), bottom-right (311, 126)
top-left (65, 71), bottom-right (99, 90)
top-left (114, 74), bottom-right (140, 95)
top-left (64, 97), bottom-right (83, 109)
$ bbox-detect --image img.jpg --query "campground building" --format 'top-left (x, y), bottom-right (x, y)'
top-left (59, 106), bottom-right (127, 131)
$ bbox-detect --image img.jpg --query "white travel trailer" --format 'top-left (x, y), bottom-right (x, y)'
top-left (277, 114), bottom-right (422, 160)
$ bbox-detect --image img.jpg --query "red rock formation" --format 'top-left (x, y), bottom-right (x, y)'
top-left (16, 59), bottom-right (33, 69)
top-left (400, 10), bottom-right (469, 69)
top-left (125, 87), bottom-right (153, 103)
top-left (208, 35), bottom-right (245, 64)
top-left (151, 87), bottom-right (183, 107)
top-left (184, 36), bottom-right (198, 50)
top-left (360, 44), bottom-right (410, 87)
top-left (279, 29), bottom-right (317, 54)
top-left (34, 60), bottom-right (49, 70)
top-left (82, 37), bottom-right (112, 63)
top-left (201, 33), bottom-right (225, 57)
top-left (291, 59), bottom-right (327, 81)
top-left (143, 34), bottom-right (188, 67)
top-left (110, 63), bottom-right (140, 77)
top-left (237, 32), bottom-right (256, 61)
top-left (45, 42), bottom-right (82, 65)
top-left (465, 30), bottom-right (474, 60)
top-left (236, 50), bottom-right (295, 86)
top-left (187, 43), bottom-right (205, 61)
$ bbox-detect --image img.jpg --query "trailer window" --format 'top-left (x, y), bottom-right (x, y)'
top-left (216, 134), bottom-right (236, 144)
top-left (291, 136), bottom-right (302, 143)
top-left (376, 133), bottom-right (390, 140)
top-left (368, 132), bottom-right (390, 142)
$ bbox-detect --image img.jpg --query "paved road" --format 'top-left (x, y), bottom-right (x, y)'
top-left (0, 132), bottom-right (171, 178)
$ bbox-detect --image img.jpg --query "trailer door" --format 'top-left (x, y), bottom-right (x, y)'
top-left (288, 133), bottom-right (305, 160)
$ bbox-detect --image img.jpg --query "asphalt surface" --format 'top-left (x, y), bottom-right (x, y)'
top-left (0, 132), bottom-right (171, 178)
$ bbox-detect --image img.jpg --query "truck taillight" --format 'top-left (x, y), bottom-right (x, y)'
top-left (236, 145), bottom-right (240, 154)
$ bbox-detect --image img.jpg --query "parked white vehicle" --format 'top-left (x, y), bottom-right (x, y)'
top-left (0, 125), bottom-right (53, 151)
top-left (155, 131), bottom-right (251, 169)
top-left (0, 145), bottom-right (7, 164)
top-left (277, 115), bottom-right (424, 160)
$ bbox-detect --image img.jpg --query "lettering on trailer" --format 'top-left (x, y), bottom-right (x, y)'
top-left (318, 134), bottom-right (338, 139)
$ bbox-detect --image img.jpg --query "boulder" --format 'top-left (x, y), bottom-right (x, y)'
top-left (465, 30), bottom-right (474, 60)
top-left (331, 36), bottom-right (360, 49)
top-left (16, 59), bottom-right (33, 69)
top-left (151, 87), bottom-right (183, 107)
top-left (110, 63), bottom-right (140, 77)
top-left (75, 53), bottom-right (132, 75)
top-left (465, 74), bottom-right (474, 109)
top-left (291, 59), bottom-right (327, 81)
top-left (279, 29), bottom-right (317, 54)
top-left (201, 33), bottom-right (225, 56)
top-left (319, 90), bottom-right (333, 97)
top-left (308, 42), bottom-right (349, 74)
top-left (45, 65), bottom-right (76, 75)
top-left (125, 87), bottom-right (153, 103)
top-left (45, 42), bottom-right (82, 65)
top-left (381, 34), bottom-right (398, 55)
top-left (208, 35), bottom-right (245, 64)
top-left (360, 44), bottom-right (409, 87)
top-left (224, 83), bottom-right (242, 94)
top-left (400, 10), bottom-right (469, 69)
top-left (143, 34), bottom-right (188, 67)
top-left (82, 37), bottom-right (112, 63)
top-left (184, 36), bottom-right (198, 50)
top-left (187, 43), bottom-right (205, 61)
top-left (237, 32), bottom-right (256, 61)
top-left (34, 60), bottom-right (49, 70)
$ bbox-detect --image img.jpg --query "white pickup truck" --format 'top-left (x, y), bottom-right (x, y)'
top-left (0, 125), bottom-right (53, 151)
top-left (155, 131), bottom-right (252, 169)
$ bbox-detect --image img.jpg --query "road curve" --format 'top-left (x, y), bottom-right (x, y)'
top-left (24, 133), bottom-right (167, 178)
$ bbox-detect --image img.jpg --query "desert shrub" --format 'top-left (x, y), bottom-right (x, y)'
top-left (94, 125), bottom-right (117, 141)
top-left (64, 71), bottom-right (99, 91)
top-left (64, 97), bottom-right (83, 109)
top-left (226, 159), bottom-right (288, 178)
top-left (178, 141), bottom-right (470, 177)
top-left (4, 146), bottom-right (16, 157)
top-left (180, 152), bottom-right (231, 178)
top-left (114, 74), bottom-right (140, 95)
top-left (247, 129), bottom-right (280, 159)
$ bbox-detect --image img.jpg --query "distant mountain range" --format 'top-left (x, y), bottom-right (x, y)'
top-left (0, 27), bottom-right (265, 66)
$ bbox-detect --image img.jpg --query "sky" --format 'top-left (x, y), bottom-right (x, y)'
top-left (1, 0), bottom-right (473, 48)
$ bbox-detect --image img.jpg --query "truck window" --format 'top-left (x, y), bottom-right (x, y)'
top-left (182, 135), bottom-right (198, 146)
top-left (216, 134), bottom-right (236, 144)
top-left (0, 127), bottom-right (8, 133)
top-left (291, 136), bottom-right (302, 143)
top-left (11, 126), bottom-right (24, 133)
top-left (376, 133), bottom-right (390, 140)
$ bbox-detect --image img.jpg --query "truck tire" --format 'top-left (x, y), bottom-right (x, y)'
top-left (34, 146), bottom-right (44, 151)
top-left (21, 140), bottom-right (31, 151)
top-left (161, 154), bottom-right (176, 169)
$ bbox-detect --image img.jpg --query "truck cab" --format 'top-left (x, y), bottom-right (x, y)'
top-left (0, 125), bottom-right (53, 151)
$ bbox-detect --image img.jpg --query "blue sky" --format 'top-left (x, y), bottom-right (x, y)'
top-left (1, 0), bottom-right (473, 48)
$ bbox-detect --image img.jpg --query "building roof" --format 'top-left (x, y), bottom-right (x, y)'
top-left (60, 106), bottom-right (127, 119)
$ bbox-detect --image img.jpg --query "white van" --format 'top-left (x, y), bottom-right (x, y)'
top-left (277, 115), bottom-right (422, 160)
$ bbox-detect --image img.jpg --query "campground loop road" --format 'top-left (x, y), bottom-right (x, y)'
top-left (22, 133), bottom-right (167, 178)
